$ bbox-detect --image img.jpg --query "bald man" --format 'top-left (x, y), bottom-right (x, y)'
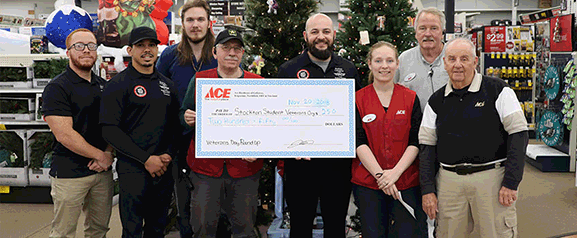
top-left (277, 13), bottom-right (360, 238)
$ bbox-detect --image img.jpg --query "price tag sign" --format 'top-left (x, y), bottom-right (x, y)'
top-left (484, 26), bottom-right (506, 52)
top-left (0, 185), bottom-right (10, 193)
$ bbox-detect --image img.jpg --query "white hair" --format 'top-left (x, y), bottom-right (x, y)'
top-left (445, 37), bottom-right (477, 57)
top-left (415, 7), bottom-right (446, 31)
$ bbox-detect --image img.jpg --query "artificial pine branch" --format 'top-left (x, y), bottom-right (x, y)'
top-left (0, 131), bottom-right (24, 167)
top-left (29, 132), bottom-right (54, 169)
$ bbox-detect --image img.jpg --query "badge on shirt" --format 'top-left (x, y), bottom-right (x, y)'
top-left (362, 114), bottom-right (376, 123)
top-left (404, 73), bottom-right (417, 82)
top-left (134, 85), bottom-right (147, 97)
top-left (297, 69), bottom-right (310, 79)
top-left (334, 67), bottom-right (346, 78)
top-left (159, 81), bottom-right (171, 97)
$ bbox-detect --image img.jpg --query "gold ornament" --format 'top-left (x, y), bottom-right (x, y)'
top-left (133, 12), bottom-right (138, 17)
top-left (139, 6), bottom-right (145, 12)
top-left (142, 0), bottom-right (148, 5)
top-left (113, 0), bottom-right (119, 5)
top-left (115, 6), bottom-right (120, 12)
top-left (122, 11), bottom-right (128, 17)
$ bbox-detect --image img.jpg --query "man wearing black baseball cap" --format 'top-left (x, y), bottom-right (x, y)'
top-left (179, 29), bottom-right (264, 238)
top-left (100, 26), bottom-right (181, 237)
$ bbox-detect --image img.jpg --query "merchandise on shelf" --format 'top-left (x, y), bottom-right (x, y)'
top-left (27, 130), bottom-right (53, 187)
top-left (0, 66), bottom-right (33, 88)
top-left (0, 97), bottom-right (34, 121)
top-left (32, 58), bottom-right (68, 88)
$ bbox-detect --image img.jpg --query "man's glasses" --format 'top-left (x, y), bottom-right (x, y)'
top-left (218, 44), bottom-right (244, 53)
top-left (69, 42), bottom-right (98, 51)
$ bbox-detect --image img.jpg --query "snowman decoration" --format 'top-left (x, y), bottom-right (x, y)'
top-left (267, 0), bottom-right (278, 14)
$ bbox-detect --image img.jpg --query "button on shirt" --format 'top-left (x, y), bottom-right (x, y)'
top-left (42, 66), bottom-right (108, 178)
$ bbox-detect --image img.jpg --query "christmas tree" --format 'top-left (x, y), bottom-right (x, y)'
top-left (336, 0), bottom-right (418, 86)
top-left (243, 0), bottom-right (319, 78)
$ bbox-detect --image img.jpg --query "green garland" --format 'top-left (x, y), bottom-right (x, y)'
top-left (28, 132), bottom-right (54, 169)
top-left (33, 58), bottom-right (69, 79)
top-left (0, 98), bottom-right (30, 114)
top-left (0, 131), bottom-right (25, 167)
top-left (0, 67), bottom-right (28, 82)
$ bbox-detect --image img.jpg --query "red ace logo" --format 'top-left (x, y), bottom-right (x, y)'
top-left (205, 87), bottom-right (231, 99)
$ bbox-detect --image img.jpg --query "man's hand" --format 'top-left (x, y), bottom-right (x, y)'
top-left (422, 193), bottom-right (438, 219)
top-left (97, 151), bottom-right (114, 169)
top-left (145, 155), bottom-right (167, 177)
top-left (184, 109), bottom-right (196, 126)
top-left (499, 186), bottom-right (518, 207)
top-left (88, 160), bottom-right (105, 172)
top-left (242, 158), bottom-right (257, 162)
top-left (295, 157), bottom-right (311, 161)
top-left (159, 153), bottom-right (172, 166)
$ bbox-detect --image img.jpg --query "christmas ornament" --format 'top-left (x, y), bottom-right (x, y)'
top-left (553, 17), bottom-right (561, 43)
top-left (267, 0), bottom-right (279, 14)
top-left (45, 5), bottom-right (93, 49)
top-left (377, 15), bottom-right (386, 31)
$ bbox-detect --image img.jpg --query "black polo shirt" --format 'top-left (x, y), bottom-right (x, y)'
top-left (277, 50), bottom-right (361, 91)
top-left (100, 63), bottom-right (180, 171)
top-left (419, 74), bottom-right (528, 193)
top-left (42, 66), bottom-right (108, 178)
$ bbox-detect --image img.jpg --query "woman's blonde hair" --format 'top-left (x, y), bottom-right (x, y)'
top-left (366, 41), bottom-right (398, 84)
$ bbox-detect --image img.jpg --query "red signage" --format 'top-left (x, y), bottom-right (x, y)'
top-left (550, 14), bottom-right (574, 52)
top-left (484, 26), bottom-right (506, 52)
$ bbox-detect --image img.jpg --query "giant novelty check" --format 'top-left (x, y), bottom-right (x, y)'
top-left (195, 78), bottom-right (355, 158)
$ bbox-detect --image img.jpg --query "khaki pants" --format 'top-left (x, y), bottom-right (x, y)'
top-left (49, 171), bottom-right (114, 238)
top-left (436, 166), bottom-right (518, 238)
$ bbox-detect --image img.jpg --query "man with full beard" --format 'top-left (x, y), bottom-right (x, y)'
top-left (394, 7), bottom-right (449, 112)
top-left (100, 26), bottom-right (181, 237)
top-left (156, 1), bottom-right (217, 237)
top-left (277, 13), bottom-right (360, 238)
top-left (42, 28), bottom-right (114, 237)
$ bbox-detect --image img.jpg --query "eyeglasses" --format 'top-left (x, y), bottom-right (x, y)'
top-left (218, 44), bottom-right (244, 53)
top-left (69, 42), bottom-right (98, 51)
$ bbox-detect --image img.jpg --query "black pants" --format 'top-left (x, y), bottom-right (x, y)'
top-left (118, 160), bottom-right (174, 238)
top-left (284, 159), bottom-right (352, 238)
top-left (173, 133), bottom-right (194, 238)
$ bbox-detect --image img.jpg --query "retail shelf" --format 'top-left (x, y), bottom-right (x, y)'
top-left (0, 121), bottom-right (47, 126)
top-left (0, 54), bottom-right (67, 67)
top-left (0, 88), bottom-right (43, 94)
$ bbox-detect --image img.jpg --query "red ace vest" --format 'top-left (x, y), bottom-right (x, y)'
top-left (352, 84), bottom-right (419, 190)
top-left (186, 68), bottom-right (264, 178)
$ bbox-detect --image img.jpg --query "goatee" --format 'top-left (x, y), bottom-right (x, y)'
top-left (308, 40), bottom-right (333, 60)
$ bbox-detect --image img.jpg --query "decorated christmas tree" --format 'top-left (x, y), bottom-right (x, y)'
top-left (336, 0), bottom-right (418, 86)
top-left (243, 0), bottom-right (319, 78)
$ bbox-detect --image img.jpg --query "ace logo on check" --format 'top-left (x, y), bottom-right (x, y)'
top-left (205, 87), bottom-right (231, 99)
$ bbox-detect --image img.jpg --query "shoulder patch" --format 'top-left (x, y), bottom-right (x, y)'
top-left (297, 69), bottom-right (310, 79)
top-left (404, 73), bottom-right (417, 82)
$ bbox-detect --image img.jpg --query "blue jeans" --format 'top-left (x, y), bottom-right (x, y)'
top-left (352, 184), bottom-right (427, 238)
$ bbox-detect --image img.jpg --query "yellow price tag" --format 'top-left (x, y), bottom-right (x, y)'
top-left (0, 124), bottom-right (6, 130)
top-left (491, 52), bottom-right (495, 59)
top-left (0, 185), bottom-right (10, 193)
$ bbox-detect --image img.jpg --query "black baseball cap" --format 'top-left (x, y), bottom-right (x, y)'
top-left (215, 29), bottom-right (244, 47)
top-left (129, 26), bottom-right (160, 45)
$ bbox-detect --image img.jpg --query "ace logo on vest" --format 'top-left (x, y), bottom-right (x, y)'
top-left (205, 87), bottom-right (232, 100)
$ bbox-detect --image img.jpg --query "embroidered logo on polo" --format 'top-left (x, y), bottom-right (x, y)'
top-left (475, 101), bottom-right (485, 107)
top-left (159, 81), bottom-right (171, 97)
top-left (134, 85), bottom-right (147, 97)
top-left (334, 67), bottom-right (346, 78)
top-left (297, 69), bottom-right (310, 79)
top-left (396, 110), bottom-right (406, 115)
top-left (362, 114), bottom-right (376, 123)
top-left (404, 73), bottom-right (416, 82)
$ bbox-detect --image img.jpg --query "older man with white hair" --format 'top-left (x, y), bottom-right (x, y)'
top-left (419, 38), bottom-right (528, 237)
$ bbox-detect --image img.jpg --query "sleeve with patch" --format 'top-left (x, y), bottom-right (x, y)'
top-left (495, 87), bottom-right (528, 134)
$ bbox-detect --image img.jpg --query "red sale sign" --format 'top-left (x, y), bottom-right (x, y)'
top-left (484, 26), bottom-right (506, 52)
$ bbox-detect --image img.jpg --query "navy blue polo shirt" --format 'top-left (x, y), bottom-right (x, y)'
top-left (42, 66), bottom-right (108, 178)
top-left (277, 50), bottom-right (361, 91)
top-left (100, 63), bottom-right (180, 170)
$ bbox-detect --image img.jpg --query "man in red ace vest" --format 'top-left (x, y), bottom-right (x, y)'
top-left (179, 29), bottom-right (263, 238)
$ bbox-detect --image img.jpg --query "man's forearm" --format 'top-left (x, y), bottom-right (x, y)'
top-left (503, 131), bottom-right (528, 190)
top-left (420, 144), bottom-right (438, 195)
top-left (102, 125), bottom-right (150, 164)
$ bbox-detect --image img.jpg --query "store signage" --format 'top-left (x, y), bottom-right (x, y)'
top-left (0, 14), bottom-right (25, 27)
top-left (230, 0), bottom-right (245, 16)
top-left (208, 1), bottom-right (228, 16)
top-left (550, 14), bottom-right (574, 52)
top-left (484, 26), bottom-right (506, 52)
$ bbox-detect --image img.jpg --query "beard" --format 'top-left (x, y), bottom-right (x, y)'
top-left (307, 38), bottom-right (334, 60)
top-left (188, 30), bottom-right (207, 44)
top-left (71, 56), bottom-right (95, 71)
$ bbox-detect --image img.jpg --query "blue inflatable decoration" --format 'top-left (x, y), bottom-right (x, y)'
top-left (45, 5), bottom-right (93, 49)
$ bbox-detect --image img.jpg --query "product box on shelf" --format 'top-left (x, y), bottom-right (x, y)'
top-left (0, 97), bottom-right (34, 121)
top-left (0, 66), bottom-right (33, 88)
top-left (30, 35), bottom-right (49, 54)
top-left (0, 130), bottom-right (29, 187)
top-left (35, 93), bottom-right (43, 122)
top-left (32, 58), bottom-right (68, 88)
top-left (27, 130), bottom-right (53, 186)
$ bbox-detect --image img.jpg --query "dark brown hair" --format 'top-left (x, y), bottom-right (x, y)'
top-left (177, 0), bottom-right (215, 65)
top-left (366, 41), bottom-right (399, 84)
